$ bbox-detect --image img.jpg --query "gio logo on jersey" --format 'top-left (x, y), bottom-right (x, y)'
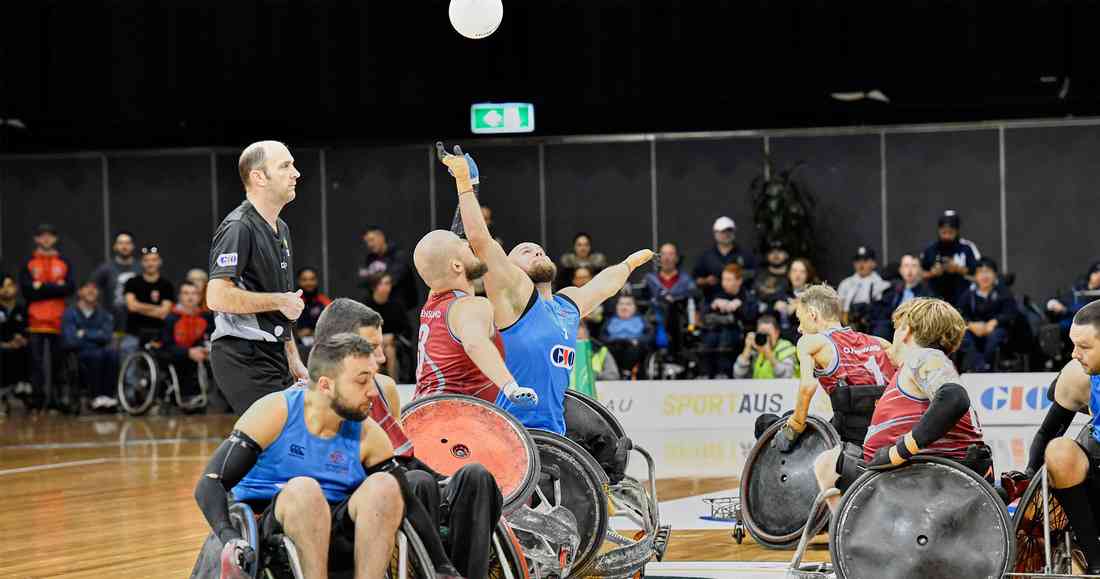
top-left (550, 345), bottom-right (576, 370)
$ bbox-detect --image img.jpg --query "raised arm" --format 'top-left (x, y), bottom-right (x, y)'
top-left (449, 296), bottom-right (537, 407)
top-left (559, 249), bottom-right (655, 317)
top-left (790, 335), bottom-right (827, 430)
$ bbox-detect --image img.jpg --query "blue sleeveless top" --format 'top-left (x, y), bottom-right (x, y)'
top-left (1090, 374), bottom-right (1100, 444)
top-left (232, 388), bottom-right (366, 503)
top-left (496, 291), bottom-right (581, 434)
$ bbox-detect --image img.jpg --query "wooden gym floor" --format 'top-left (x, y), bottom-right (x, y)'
top-left (0, 414), bottom-right (827, 578)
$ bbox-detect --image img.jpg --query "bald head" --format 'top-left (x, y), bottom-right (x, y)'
top-left (239, 140), bottom-right (288, 189)
top-left (415, 230), bottom-right (486, 288)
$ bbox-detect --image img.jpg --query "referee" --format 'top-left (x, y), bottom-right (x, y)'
top-left (206, 140), bottom-right (308, 415)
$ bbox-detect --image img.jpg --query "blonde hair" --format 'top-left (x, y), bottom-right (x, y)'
top-left (891, 297), bottom-right (966, 354)
top-left (797, 284), bottom-right (841, 322)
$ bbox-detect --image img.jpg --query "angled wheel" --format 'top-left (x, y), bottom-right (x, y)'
top-left (387, 519), bottom-right (434, 579)
top-left (117, 351), bottom-right (159, 415)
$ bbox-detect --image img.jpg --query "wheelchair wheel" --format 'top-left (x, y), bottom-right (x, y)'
top-left (829, 455), bottom-right (1013, 579)
top-left (387, 519), bottom-right (434, 579)
top-left (1011, 466), bottom-right (1079, 575)
top-left (530, 429), bottom-right (609, 578)
top-left (488, 521), bottom-right (530, 579)
top-left (228, 503), bottom-right (261, 579)
top-left (117, 351), bottom-right (159, 415)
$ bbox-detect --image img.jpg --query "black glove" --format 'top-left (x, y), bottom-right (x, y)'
top-left (867, 433), bottom-right (918, 471)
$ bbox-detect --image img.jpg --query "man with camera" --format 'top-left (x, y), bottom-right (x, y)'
top-left (734, 314), bottom-right (797, 379)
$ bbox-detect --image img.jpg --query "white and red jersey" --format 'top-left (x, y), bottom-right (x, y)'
top-left (814, 327), bottom-right (898, 394)
top-left (415, 290), bottom-right (504, 403)
top-left (863, 350), bottom-right (984, 462)
top-left (370, 377), bottom-right (413, 459)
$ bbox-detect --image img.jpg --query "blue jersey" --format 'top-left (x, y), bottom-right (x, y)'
top-left (1090, 374), bottom-right (1100, 444)
top-left (496, 291), bottom-right (581, 434)
top-left (233, 388), bottom-right (366, 504)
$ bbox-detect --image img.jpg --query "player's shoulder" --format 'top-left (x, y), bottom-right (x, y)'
top-left (905, 347), bottom-right (959, 387)
top-left (797, 333), bottom-right (828, 351)
top-left (374, 372), bottom-right (399, 395)
top-left (236, 391), bottom-right (290, 448)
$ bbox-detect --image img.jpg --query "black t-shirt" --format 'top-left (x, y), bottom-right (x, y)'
top-left (209, 200), bottom-right (295, 342)
top-left (123, 275), bottom-right (175, 336)
top-left (0, 303), bottom-right (28, 342)
top-left (366, 297), bottom-right (412, 340)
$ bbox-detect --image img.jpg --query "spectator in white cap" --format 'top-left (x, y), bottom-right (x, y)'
top-left (836, 246), bottom-right (890, 331)
top-left (693, 216), bottom-right (756, 302)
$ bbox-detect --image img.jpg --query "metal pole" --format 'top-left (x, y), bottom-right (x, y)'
top-left (649, 137), bottom-right (658, 250)
top-left (1042, 466), bottom-right (1052, 574)
top-left (101, 155), bottom-right (110, 261)
top-left (320, 149), bottom-right (330, 295)
top-left (880, 131), bottom-right (888, 264)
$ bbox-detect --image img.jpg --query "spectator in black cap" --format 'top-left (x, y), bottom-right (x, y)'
top-left (693, 216), bottom-right (756, 302)
top-left (1047, 260), bottom-right (1100, 334)
top-left (958, 257), bottom-right (1018, 372)
top-left (837, 246), bottom-right (890, 331)
top-left (921, 209), bottom-right (981, 303)
top-left (753, 240), bottom-right (791, 308)
top-left (19, 223), bottom-right (75, 411)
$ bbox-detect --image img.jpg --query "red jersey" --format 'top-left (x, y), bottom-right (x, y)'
top-left (415, 290), bottom-right (504, 403)
top-left (863, 348), bottom-right (983, 462)
top-left (814, 327), bottom-right (898, 394)
top-left (370, 377), bottom-right (413, 459)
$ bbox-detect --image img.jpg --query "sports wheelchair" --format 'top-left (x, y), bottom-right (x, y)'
top-left (117, 340), bottom-right (210, 415)
top-left (401, 391), bottom-right (669, 579)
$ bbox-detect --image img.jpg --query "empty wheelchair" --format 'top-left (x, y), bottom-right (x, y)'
top-left (117, 341), bottom-right (209, 415)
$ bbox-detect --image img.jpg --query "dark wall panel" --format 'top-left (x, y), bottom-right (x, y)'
top-left (109, 155), bottom-right (211, 286)
top-left (885, 130), bottom-right (1001, 272)
top-left (216, 150), bottom-right (324, 292)
top-left (770, 135), bottom-right (882, 285)
top-left (1, 158), bottom-right (104, 287)
top-left (434, 145), bottom-right (541, 252)
top-left (326, 147), bottom-right (431, 302)
top-left (545, 143), bottom-right (651, 279)
top-left (1005, 125), bottom-right (1100, 300)
top-left (656, 139), bottom-right (763, 276)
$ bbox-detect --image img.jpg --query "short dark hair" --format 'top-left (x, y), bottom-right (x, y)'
top-left (314, 298), bottom-right (384, 345)
top-left (80, 279), bottom-right (98, 289)
top-left (364, 225), bottom-right (385, 236)
top-left (758, 314), bottom-right (779, 328)
top-left (1073, 300), bottom-right (1100, 334)
top-left (573, 232), bottom-right (592, 244)
top-left (976, 257), bottom-right (999, 274)
top-left (114, 230), bottom-right (135, 242)
top-left (296, 267), bottom-right (318, 278)
top-left (366, 271), bottom-right (392, 293)
top-left (178, 280), bottom-right (197, 292)
top-left (307, 332), bottom-right (375, 385)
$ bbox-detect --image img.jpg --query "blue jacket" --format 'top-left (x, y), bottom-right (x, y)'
top-left (644, 270), bottom-right (697, 304)
top-left (61, 305), bottom-right (114, 352)
top-left (601, 315), bottom-right (653, 344)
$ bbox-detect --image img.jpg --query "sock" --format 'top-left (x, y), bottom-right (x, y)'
top-left (1053, 481), bottom-right (1100, 569)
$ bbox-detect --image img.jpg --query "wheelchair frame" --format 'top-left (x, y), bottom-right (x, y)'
top-left (117, 344), bottom-right (209, 415)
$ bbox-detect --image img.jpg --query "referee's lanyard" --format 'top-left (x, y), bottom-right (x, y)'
top-left (276, 233), bottom-right (292, 291)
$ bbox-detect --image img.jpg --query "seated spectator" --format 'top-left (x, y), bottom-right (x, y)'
top-left (1047, 261), bottom-right (1100, 333)
top-left (753, 240), bottom-right (792, 307)
top-left (62, 281), bottom-right (118, 412)
top-left (0, 273), bottom-right (31, 410)
top-left (734, 314), bottom-right (798, 379)
top-left (701, 264), bottom-right (758, 378)
top-left (186, 268), bottom-right (209, 311)
top-left (295, 267), bottom-right (332, 354)
top-left (921, 210), bottom-right (980, 303)
top-left (557, 232), bottom-right (608, 289)
top-left (837, 246), bottom-right (890, 331)
top-left (600, 295), bottom-right (652, 377)
top-left (359, 225), bottom-right (417, 312)
top-left (570, 322), bottom-right (620, 394)
top-left (572, 266), bottom-right (605, 336)
top-left (958, 258), bottom-right (1018, 372)
top-left (694, 216), bottom-right (756, 302)
top-left (162, 281), bottom-right (214, 407)
top-left (645, 242), bottom-right (698, 355)
top-left (365, 272), bottom-right (412, 380)
top-left (870, 254), bottom-right (934, 338)
top-left (122, 246), bottom-right (174, 367)
top-left (774, 258), bottom-right (818, 342)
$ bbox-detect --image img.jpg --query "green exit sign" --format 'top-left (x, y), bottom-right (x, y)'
top-left (470, 102), bottom-right (535, 134)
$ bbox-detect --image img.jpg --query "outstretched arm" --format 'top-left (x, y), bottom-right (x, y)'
top-left (559, 250), bottom-right (655, 317)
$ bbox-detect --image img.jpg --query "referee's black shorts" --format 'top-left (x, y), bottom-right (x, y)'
top-left (211, 336), bottom-right (293, 414)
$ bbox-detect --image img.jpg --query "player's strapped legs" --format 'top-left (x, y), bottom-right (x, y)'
top-left (270, 477), bottom-right (334, 578)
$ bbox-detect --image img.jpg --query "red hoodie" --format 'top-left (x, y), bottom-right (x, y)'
top-left (20, 250), bottom-right (75, 334)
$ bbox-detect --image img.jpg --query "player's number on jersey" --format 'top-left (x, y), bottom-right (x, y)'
top-left (415, 324), bottom-right (430, 379)
top-left (863, 357), bottom-right (887, 385)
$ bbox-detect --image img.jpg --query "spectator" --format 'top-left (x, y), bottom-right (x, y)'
top-left (645, 242), bottom-right (698, 355)
top-left (121, 246), bottom-right (174, 360)
top-left (734, 314), bottom-right (798, 379)
top-left (1047, 261), bottom-right (1100, 333)
top-left (836, 246), bottom-right (890, 331)
top-left (162, 281), bottom-right (214, 408)
top-left (92, 230), bottom-right (141, 336)
top-left (572, 266), bottom-right (604, 336)
top-left (481, 205), bottom-right (505, 246)
top-left (701, 264), bottom-right (758, 378)
top-left (19, 223), bottom-right (75, 411)
top-left (921, 209), bottom-right (981, 302)
top-left (0, 273), bottom-right (31, 410)
top-left (294, 267), bottom-right (332, 353)
top-left (958, 258), bottom-right (1018, 372)
top-left (557, 232), bottom-right (608, 289)
top-left (365, 272), bottom-right (413, 381)
top-left (61, 281), bottom-right (118, 412)
top-left (359, 225), bottom-right (417, 311)
top-left (870, 254), bottom-right (934, 338)
top-left (694, 216), bottom-right (757, 302)
top-left (600, 295), bottom-right (652, 377)
top-left (753, 240), bottom-right (792, 307)
top-left (186, 268), bottom-right (209, 311)
top-left (774, 258), bottom-right (818, 342)
top-left (570, 321), bottom-right (620, 395)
